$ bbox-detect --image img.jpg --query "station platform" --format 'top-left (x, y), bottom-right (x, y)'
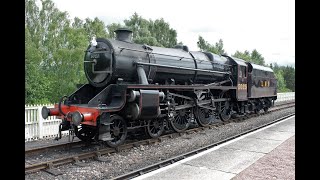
top-left (133, 115), bottom-right (295, 180)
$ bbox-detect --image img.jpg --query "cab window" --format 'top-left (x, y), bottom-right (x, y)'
top-left (240, 66), bottom-right (247, 78)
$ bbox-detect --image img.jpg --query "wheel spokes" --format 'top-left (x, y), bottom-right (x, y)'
top-left (195, 107), bottom-right (214, 127)
top-left (106, 115), bottom-right (127, 147)
top-left (75, 126), bottom-right (97, 142)
top-left (147, 119), bottom-right (164, 138)
top-left (219, 99), bottom-right (231, 121)
top-left (171, 109), bottom-right (190, 132)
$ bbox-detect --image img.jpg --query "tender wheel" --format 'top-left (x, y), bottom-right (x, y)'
top-left (254, 101), bottom-right (262, 114)
top-left (106, 115), bottom-right (127, 147)
top-left (194, 106), bottom-right (215, 127)
top-left (171, 109), bottom-right (190, 132)
top-left (146, 119), bottom-right (165, 138)
top-left (75, 125), bottom-right (97, 142)
top-left (219, 93), bottom-right (232, 121)
top-left (263, 99), bottom-right (271, 112)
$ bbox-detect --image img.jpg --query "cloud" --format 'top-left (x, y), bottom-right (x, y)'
top-left (51, 0), bottom-right (295, 67)
top-left (190, 26), bottom-right (221, 33)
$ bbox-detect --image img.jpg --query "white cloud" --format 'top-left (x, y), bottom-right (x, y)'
top-left (52, 0), bottom-right (294, 66)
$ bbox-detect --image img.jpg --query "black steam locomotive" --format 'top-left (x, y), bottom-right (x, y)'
top-left (42, 28), bottom-right (277, 147)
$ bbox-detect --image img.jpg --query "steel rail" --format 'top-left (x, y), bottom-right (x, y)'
top-left (25, 140), bottom-right (83, 156)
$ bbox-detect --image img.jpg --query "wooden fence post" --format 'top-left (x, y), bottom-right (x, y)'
top-left (38, 106), bottom-right (43, 139)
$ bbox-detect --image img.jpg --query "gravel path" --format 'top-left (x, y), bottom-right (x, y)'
top-left (25, 107), bottom-right (295, 180)
top-left (232, 135), bottom-right (295, 180)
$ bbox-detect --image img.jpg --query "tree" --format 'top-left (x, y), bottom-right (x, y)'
top-left (233, 50), bottom-right (251, 62)
top-left (26, 27), bottom-right (52, 104)
top-left (271, 63), bottom-right (295, 92)
top-left (282, 66), bottom-right (295, 91)
top-left (122, 13), bottom-right (158, 46)
top-left (150, 18), bottom-right (177, 47)
top-left (25, 0), bottom-right (102, 104)
top-left (177, 41), bottom-right (184, 45)
top-left (84, 17), bottom-right (108, 40)
top-left (106, 23), bottom-right (122, 39)
top-left (274, 70), bottom-right (291, 92)
top-left (25, 0), bottom-right (54, 104)
top-left (197, 36), bottom-right (226, 55)
top-left (121, 12), bottom-right (177, 47)
top-left (251, 49), bottom-right (265, 65)
top-left (232, 49), bottom-right (265, 65)
top-left (197, 36), bottom-right (210, 51)
top-left (215, 39), bottom-right (226, 55)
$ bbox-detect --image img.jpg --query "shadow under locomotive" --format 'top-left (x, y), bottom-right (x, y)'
top-left (42, 28), bottom-right (277, 147)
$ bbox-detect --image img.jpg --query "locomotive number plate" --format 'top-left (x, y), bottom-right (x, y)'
top-left (90, 53), bottom-right (100, 59)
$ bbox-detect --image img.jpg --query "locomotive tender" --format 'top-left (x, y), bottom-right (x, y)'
top-left (42, 28), bottom-right (277, 147)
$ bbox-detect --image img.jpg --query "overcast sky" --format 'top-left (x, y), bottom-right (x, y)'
top-left (50, 0), bottom-right (295, 66)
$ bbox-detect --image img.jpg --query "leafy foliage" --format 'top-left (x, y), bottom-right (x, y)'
top-left (25, 0), bottom-right (107, 104)
top-left (233, 50), bottom-right (251, 61)
top-left (282, 66), bottom-right (295, 92)
top-left (26, 0), bottom-right (294, 105)
top-left (233, 49), bottom-right (265, 65)
top-left (197, 36), bottom-right (226, 55)
top-left (271, 63), bottom-right (295, 92)
top-left (122, 12), bottom-right (177, 47)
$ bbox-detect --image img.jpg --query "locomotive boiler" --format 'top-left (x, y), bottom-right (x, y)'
top-left (42, 28), bottom-right (277, 147)
top-left (84, 28), bottom-right (231, 87)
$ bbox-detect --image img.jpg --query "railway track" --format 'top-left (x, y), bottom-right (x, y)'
top-left (25, 101), bottom-right (294, 156)
top-left (25, 140), bottom-right (83, 156)
top-left (25, 101), bottom-right (294, 174)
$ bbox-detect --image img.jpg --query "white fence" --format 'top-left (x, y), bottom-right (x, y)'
top-left (275, 92), bottom-right (295, 103)
top-left (25, 92), bottom-right (295, 142)
top-left (25, 104), bottom-right (69, 142)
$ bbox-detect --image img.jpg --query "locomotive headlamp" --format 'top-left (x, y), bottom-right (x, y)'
top-left (90, 36), bottom-right (97, 47)
top-left (71, 111), bottom-right (83, 126)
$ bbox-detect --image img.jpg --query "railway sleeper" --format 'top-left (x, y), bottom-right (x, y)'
top-left (43, 162), bottom-right (62, 176)
top-left (73, 157), bottom-right (86, 167)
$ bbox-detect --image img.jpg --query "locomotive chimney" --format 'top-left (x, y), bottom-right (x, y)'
top-left (114, 27), bottom-right (133, 42)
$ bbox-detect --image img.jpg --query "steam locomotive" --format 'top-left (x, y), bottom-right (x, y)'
top-left (42, 28), bottom-right (277, 147)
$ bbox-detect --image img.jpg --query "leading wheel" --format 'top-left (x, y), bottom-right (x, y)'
top-left (75, 125), bottom-right (97, 142)
top-left (194, 106), bottom-right (215, 127)
top-left (146, 119), bottom-right (165, 138)
top-left (106, 115), bottom-right (128, 147)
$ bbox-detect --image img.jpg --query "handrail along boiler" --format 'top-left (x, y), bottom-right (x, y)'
top-left (42, 28), bottom-right (277, 147)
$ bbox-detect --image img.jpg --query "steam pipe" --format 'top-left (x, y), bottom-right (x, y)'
top-left (137, 65), bottom-right (149, 84)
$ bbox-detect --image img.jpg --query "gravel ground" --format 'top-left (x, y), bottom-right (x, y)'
top-left (232, 135), bottom-right (295, 180)
top-left (25, 136), bottom-right (81, 151)
top-left (25, 106), bottom-right (295, 180)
